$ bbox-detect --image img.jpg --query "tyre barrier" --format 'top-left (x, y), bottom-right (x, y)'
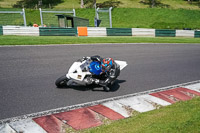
top-left (0, 26), bottom-right (199, 38)
top-left (3, 26), bottom-right (39, 36)
top-left (0, 26), bottom-right (3, 35)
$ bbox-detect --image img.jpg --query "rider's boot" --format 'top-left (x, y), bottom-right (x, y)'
top-left (103, 86), bottom-right (110, 92)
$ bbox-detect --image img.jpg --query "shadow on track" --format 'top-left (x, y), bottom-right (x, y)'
top-left (56, 80), bottom-right (126, 92)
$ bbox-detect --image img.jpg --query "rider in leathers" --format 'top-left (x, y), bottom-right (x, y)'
top-left (84, 55), bottom-right (120, 90)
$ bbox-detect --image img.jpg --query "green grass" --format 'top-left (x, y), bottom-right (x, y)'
top-left (1, 4), bottom-right (200, 29)
top-left (82, 97), bottom-right (200, 133)
top-left (23, 8), bottom-right (200, 29)
top-left (111, 8), bottom-right (200, 29)
top-left (1, 0), bottom-right (200, 28)
top-left (26, 9), bottom-right (40, 26)
top-left (0, 36), bottom-right (200, 45)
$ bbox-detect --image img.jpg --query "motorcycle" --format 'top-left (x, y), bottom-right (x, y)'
top-left (55, 58), bottom-right (127, 91)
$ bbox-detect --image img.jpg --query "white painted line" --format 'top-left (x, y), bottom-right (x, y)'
top-left (102, 101), bottom-right (130, 118)
top-left (0, 123), bottom-right (16, 133)
top-left (140, 94), bottom-right (171, 106)
top-left (9, 118), bottom-right (47, 133)
top-left (184, 83), bottom-right (200, 92)
top-left (1, 43), bottom-right (200, 47)
top-left (116, 96), bottom-right (156, 112)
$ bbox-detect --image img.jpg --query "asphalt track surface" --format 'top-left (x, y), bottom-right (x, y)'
top-left (0, 43), bottom-right (200, 120)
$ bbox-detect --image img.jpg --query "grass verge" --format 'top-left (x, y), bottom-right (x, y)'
top-left (83, 97), bottom-right (200, 133)
top-left (1, 8), bottom-right (200, 29)
top-left (0, 36), bottom-right (200, 45)
top-left (24, 8), bottom-right (200, 29)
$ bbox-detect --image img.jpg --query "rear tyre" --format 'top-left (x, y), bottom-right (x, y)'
top-left (55, 75), bottom-right (69, 88)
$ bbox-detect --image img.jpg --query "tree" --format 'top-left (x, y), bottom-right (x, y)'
top-left (140, 0), bottom-right (169, 8)
top-left (13, 0), bottom-right (63, 8)
top-left (151, 0), bottom-right (155, 7)
top-left (80, 0), bottom-right (121, 8)
top-left (97, 0), bottom-right (122, 8)
top-left (140, 0), bottom-right (157, 7)
top-left (185, 0), bottom-right (200, 7)
top-left (93, 0), bottom-right (96, 7)
top-left (80, 0), bottom-right (96, 8)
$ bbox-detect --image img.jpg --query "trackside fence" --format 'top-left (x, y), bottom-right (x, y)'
top-left (0, 27), bottom-right (200, 38)
top-left (0, 9), bottom-right (26, 26)
top-left (96, 7), bottom-right (113, 28)
top-left (39, 8), bottom-right (76, 27)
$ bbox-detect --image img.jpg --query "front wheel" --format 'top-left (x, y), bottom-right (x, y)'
top-left (55, 75), bottom-right (69, 88)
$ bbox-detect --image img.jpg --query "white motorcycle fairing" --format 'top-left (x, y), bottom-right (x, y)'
top-left (65, 60), bottom-right (127, 86)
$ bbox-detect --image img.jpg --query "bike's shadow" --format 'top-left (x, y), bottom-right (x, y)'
top-left (57, 79), bottom-right (126, 92)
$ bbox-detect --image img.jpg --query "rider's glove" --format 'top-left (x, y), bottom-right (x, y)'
top-left (81, 57), bottom-right (87, 61)
top-left (77, 57), bottom-right (90, 62)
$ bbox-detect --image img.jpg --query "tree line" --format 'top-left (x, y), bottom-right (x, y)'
top-left (13, 0), bottom-right (200, 8)
top-left (13, 0), bottom-right (63, 8)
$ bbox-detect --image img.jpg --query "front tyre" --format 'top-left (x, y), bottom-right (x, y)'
top-left (55, 75), bottom-right (69, 88)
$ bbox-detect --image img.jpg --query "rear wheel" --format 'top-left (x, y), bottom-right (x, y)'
top-left (55, 75), bottom-right (69, 88)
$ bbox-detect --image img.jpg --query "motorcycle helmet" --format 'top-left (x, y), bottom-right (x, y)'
top-left (101, 58), bottom-right (113, 72)
top-left (89, 61), bottom-right (102, 75)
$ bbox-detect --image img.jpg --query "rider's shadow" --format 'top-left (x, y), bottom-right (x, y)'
top-left (110, 79), bottom-right (126, 92)
top-left (70, 79), bottom-right (126, 92)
